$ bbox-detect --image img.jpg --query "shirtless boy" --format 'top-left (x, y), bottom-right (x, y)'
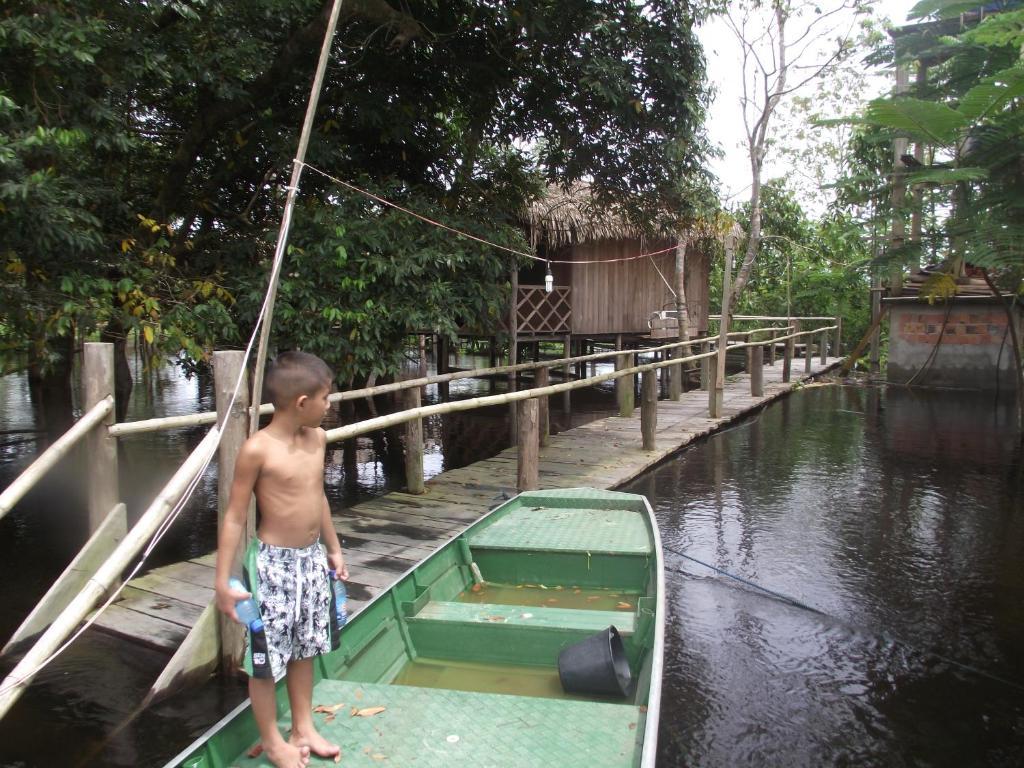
top-left (215, 351), bottom-right (347, 768)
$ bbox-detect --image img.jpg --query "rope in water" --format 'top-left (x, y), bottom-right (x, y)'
top-left (663, 544), bottom-right (1024, 693)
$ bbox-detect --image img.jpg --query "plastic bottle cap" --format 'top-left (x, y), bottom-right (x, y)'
top-left (329, 569), bottom-right (336, 579)
top-left (249, 618), bottom-right (264, 633)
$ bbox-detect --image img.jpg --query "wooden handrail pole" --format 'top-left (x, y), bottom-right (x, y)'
top-left (835, 316), bottom-right (843, 357)
top-left (536, 366), bottom-right (550, 447)
top-left (700, 339), bottom-right (710, 390)
top-left (641, 371), bottom-right (657, 451)
top-left (707, 347), bottom-right (720, 416)
top-left (783, 335), bottom-right (793, 383)
top-left (616, 350), bottom-right (635, 418)
top-left (403, 387), bottom-right (424, 494)
top-left (562, 334), bottom-right (572, 414)
top-left (769, 335), bottom-right (777, 365)
top-left (820, 330), bottom-right (829, 365)
top-left (805, 333), bottom-right (814, 374)
top-left (751, 344), bottom-right (764, 397)
top-left (516, 399), bottom-right (539, 492)
top-left (0, 396), bottom-right (113, 522)
top-left (745, 332), bottom-right (753, 372)
top-left (213, 350), bottom-right (252, 672)
top-left (667, 346), bottom-right (682, 400)
top-left (83, 343), bottom-right (122, 537)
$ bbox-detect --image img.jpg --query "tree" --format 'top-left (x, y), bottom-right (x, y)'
top-left (0, 1), bottom-right (713, 425)
top-left (721, 0), bottom-right (875, 307)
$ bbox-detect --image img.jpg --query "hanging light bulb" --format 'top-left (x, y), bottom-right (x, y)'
top-left (544, 260), bottom-right (553, 293)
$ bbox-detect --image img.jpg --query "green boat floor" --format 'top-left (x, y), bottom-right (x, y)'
top-left (468, 506), bottom-right (651, 555)
top-left (241, 680), bottom-right (642, 767)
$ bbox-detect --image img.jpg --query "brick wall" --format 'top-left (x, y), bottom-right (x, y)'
top-left (897, 310), bottom-right (1008, 346)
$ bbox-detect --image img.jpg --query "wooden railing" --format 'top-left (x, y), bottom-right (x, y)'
top-left (0, 318), bottom-right (838, 719)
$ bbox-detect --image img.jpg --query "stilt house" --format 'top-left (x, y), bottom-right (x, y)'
top-left (509, 184), bottom-right (712, 357)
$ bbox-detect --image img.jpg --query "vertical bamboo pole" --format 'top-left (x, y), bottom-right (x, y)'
top-left (214, 351), bottom-right (252, 671)
top-left (805, 335), bottom-right (814, 374)
top-left (508, 269), bottom-right (519, 445)
top-left (820, 330), bottom-right (828, 365)
top-left (700, 339), bottom-right (710, 390)
top-left (667, 347), bottom-right (682, 400)
top-left (562, 334), bottom-right (572, 414)
top-left (437, 335), bottom-right (450, 401)
top-left (783, 335), bottom-right (794, 383)
top-left (516, 399), bottom-right (539, 492)
top-left (834, 317), bottom-right (843, 358)
top-left (403, 387), bottom-right (424, 495)
top-left (641, 371), bottom-right (657, 451)
top-left (769, 336), bottom-right (777, 366)
top-left (616, 350), bottom-right (635, 418)
top-left (712, 235), bottom-right (735, 418)
top-left (707, 347), bottom-right (719, 415)
top-left (536, 366), bottom-right (550, 447)
top-left (751, 345), bottom-right (764, 397)
top-left (870, 281), bottom-right (882, 375)
top-left (83, 343), bottom-right (122, 537)
top-left (418, 334), bottom-right (428, 378)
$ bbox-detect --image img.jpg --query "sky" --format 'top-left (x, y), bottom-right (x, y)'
top-left (697, 0), bottom-right (922, 210)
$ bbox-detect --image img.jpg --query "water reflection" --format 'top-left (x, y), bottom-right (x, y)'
top-left (626, 385), bottom-right (1024, 766)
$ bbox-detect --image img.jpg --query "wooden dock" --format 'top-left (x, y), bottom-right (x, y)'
top-left (90, 355), bottom-right (841, 654)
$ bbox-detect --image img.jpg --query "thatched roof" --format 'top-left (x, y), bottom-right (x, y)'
top-left (523, 183), bottom-right (733, 249)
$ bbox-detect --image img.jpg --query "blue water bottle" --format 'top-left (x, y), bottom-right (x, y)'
top-left (228, 578), bottom-right (262, 630)
top-left (329, 570), bottom-right (347, 630)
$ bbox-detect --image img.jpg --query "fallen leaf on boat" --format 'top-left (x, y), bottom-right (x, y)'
top-left (246, 743), bottom-right (264, 758)
top-left (586, 596), bottom-right (601, 602)
top-left (351, 707), bottom-right (360, 717)
top-left (353, 706), bottom-right (387, 717)
top-left (639, 706), bottom-right (648, 713)
top-left (520, 612), bottom-right (533, 619)
top-left (573, 589), bottom-right (582, 594)
top-left (545, 598), bottom-right (559, 604)
top-left (554, 585), bottom-right (564, 591)
top-left (628, 722), bottom-right (637, 730)
top-left (484, 615), bottom-right (506, 622)
top-left (371, 754), bottom-right (387, 761)
top-left (325, 714), bottom-right (335, 723)
top-left (470, 583), bottom-right (483, 593)
top-left (314, 703), bottom-right (347, 714)
top-left (538, 584), bottom-right (549, 590)
top-left (616, 602), bottom-right (632, 610)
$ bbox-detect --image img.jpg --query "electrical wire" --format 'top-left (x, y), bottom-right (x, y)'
top-left (299, 161), bottom-right (683, 265)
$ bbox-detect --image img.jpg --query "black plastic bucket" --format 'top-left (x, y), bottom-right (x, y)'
top-left (557, 625), bottom-right (632, 698)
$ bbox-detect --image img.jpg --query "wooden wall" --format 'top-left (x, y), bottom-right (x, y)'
top-left (562, 238), bottom-right (710, 337)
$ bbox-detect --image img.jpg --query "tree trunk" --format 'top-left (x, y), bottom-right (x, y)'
top-left (100, 319), bottom-right (133, 423)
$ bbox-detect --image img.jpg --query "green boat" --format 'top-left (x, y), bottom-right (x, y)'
top-left (165, 487), bottom-right (665, 767)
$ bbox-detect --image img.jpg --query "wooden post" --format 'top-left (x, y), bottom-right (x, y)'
top-left (437, 335), bottom-right (450, 401)
top-left (83, 343), bottom-right (122, 536)
top-left (805, 334), bottom-right (814, 374)
top-left (870, 281), bottom-right (882, 375)
top-left (668, 347), bottom-right (682, 400)
top-left (751, 344), bottom-right (764, 397)
top-left (213, 350), bottom-right (252, 672)
top-left (488, 336), bottom-right (497, 367)
top-left (744, 333), bottom-right (753, 372)
top-left (403, 387), bottom-right (424, 494)
top-left (820, 330), bottom-right (829, 365)
top-left (707, 346), bottom-right (719, 416)
top-left (508, 269), bottom-right (519, 445)
top-left (783, 335), bottom-right (794, 383)
top-left (616, 350), bottom-right (635, 418)
top-left (516, 399), bottom-right (539, 492)
top-left (712, 234), bottom-right (735, 418)
top-left (834, 317), bottom-right (843, 358)
top-left (700, 339), bottom-right (710, 390)
top-left (536, 366), bottom-right (550, 447)
top-left (641, 371), bottom-right (657, 451)
top-left (562, 334), bottom-right (572, 414)
top-left (418, 334), bottom-right (428, 378)
top-left (768, 336), bottom-right (777, 366)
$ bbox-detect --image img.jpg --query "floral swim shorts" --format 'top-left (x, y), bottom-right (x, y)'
top-left (241, 538), bottom-right (339, 680)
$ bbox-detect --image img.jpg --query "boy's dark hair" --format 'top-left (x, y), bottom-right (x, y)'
top-left (265, 351), bottom-right (333, 408)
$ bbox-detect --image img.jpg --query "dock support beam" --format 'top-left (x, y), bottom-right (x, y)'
top-left (641, 371), bottom-right (657, 451)
top-left (516, 399), bottom-right (539, 491)
top-left (783, 335), bottom-right (794, 382)
top-left (820, 330), bottom-right (829, 365)
top-left (751, 345), bottom-right (764, 397)
top-left (708, 351), bottom-right (720, 416)
top-left (403, 387), bottom-right (424, 495)
top-left (667, 347), bottom-right (682, 400)
top-left (805, 336), bottom-right (813, 374)
top-left (83, 343), bottom-right (122, 537)
top-left (214, 351), bottom-right (252, 672)
top-left (562, 334), bottom-right (572, 415)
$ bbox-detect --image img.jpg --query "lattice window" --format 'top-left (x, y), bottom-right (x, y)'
top-left (517, 285), bottom-right (571, 334)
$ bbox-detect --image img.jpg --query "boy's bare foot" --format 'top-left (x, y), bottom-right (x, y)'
top-left (290, 726), bottom-right (341, 760)
top-left (265, 740), bottom-right (310, 768)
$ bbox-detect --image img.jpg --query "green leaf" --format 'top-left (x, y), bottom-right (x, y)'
top-left (863, 97), bottom-right (969, 145)
top-left (908, 0), bottom-right (984, 20)
top-left (957, 66), bottom-right (1024, 122)
top-left (905, 166), bottom-right (988, 185)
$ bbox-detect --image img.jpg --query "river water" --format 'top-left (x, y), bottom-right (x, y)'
top-left (1, 364), bottom-right (1022, 766)
top-left (624, 385), bottom-right (1024, 767)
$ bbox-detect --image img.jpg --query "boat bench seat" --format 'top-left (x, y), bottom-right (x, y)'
top-left (406, 601), bottom-right (636, 667)
top-left (411, 600), bottom-right (636, 635)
